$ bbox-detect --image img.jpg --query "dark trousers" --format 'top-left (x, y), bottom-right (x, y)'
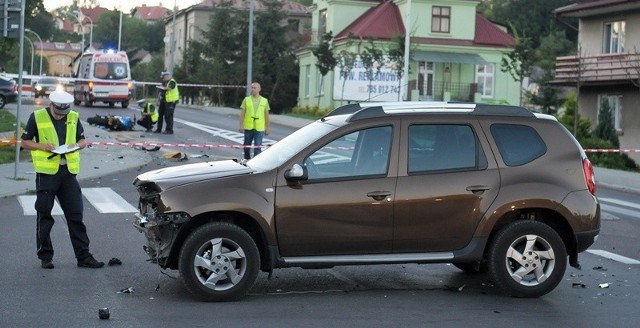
top-left (137, 115), bottom-right (154, 130)
top-left (35, 165), bottom-right (92, 261)
top-left (156, 102), bottom-right (165, 132)
top-left (243, 129), bottom-right (265, 159)
top-left (157, 102), bottom-right (175, 132)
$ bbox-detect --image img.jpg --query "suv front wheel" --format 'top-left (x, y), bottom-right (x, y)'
top-left (488, 220), bottom-right (567, 298)
top-left (179, 222), bottom-right (260, 302)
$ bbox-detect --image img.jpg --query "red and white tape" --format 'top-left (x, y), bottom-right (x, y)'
top-left (2, 138), bottom-right (640, 153)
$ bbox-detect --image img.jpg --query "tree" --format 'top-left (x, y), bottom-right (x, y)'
top-left (359, 39), bottom-right (384, 101)
top-left (486, 0), bottom-right (576, 49)
top-left (593, 98), bottom-right (619, 148)
top-left (386, 37), bottom-right (406, 101)
top-left (312, 31), bottom-right (337, 106)
top-left (180, 0), bottom-right (245, 106)
top-left (252, 0), bottom-right (299, 112)
top-left (336, 48), bottom-right (357, 105)
top-left (501, 26), bottom-right (534, 105)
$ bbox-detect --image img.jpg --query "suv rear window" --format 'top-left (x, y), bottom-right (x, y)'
top-left (491, 124), bottom-right (546, 166)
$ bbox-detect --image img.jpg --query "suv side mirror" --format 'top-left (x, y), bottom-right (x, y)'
top-left (284, 163), bottom-right (308, 182)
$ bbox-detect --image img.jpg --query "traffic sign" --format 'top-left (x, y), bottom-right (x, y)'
top-left (2, 0), bottom-right (21, 38)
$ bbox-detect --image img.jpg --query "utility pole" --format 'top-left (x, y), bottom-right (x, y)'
top-left (246, 0), bottom-right (254, 95)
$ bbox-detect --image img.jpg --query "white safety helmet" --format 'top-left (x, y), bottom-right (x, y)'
top-left (49, 90), bottom-right (74, 115)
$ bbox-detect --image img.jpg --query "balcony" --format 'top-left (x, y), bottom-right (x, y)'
top-left (409, 80), bottom-right (478, 102)
top-left (552, 52), bottom-right (640, 86)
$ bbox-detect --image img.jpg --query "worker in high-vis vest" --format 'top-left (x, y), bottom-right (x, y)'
top-left (136, 98), bottom-right (158, 132)
top-left (20, 90), bottom-right (104, 270)
top-left (239, 82), bottom-right (270, 159)
top-left (155, 71), bottom-right (179, 135)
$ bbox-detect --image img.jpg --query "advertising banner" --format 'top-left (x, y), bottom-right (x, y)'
top-left (333, 56), bottom-right (404, 102)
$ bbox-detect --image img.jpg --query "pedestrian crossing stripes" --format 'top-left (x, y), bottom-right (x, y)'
top-left (598, 197), bottom-right (640, 218)
top-left (17, 187), bottom-right (137, 216)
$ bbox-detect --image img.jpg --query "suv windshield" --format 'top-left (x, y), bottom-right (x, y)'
top-left (247, 120), bottom-right (338, 171)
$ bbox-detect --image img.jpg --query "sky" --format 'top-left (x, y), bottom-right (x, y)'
top-left (43, 0), bottom-right (203, 13)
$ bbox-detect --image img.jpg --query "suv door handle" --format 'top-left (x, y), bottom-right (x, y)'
top-left (466, 185), bottom-right (491, 195)
top-left (367, 191), bottom-right (391, 201)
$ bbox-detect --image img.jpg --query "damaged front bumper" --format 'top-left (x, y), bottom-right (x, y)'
top-left (133, 211), bottom-right (190, 267)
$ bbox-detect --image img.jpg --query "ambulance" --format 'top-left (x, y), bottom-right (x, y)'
top-left (73, 49), bottom-right (133, 108)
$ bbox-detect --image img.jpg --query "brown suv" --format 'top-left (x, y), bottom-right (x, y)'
top-left (133, 102), bottom-right (600, 301)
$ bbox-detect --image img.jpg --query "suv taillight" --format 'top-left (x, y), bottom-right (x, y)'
top-left (583, 158), bottom-right (596, 195)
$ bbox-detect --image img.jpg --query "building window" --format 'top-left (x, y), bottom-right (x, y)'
top-left (476, 64), bottom-right (494, 97)
top-left (603, 21), bottom-right (625, 54)
top-left (316, 70), bottom-right (325, 96)
top-left (319, 9), bottom-right (327, 39)
top-left (431, 6), bottom-right (450, 33)
top-left (304, 65), bottom-right (311, 98)
top-left (288, 19), bottom-right (299, 33)
top-left (599, 95), bottom-right (623, 132)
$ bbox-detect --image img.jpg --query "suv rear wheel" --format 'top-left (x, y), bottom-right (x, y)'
top-left (488, 220), bottom-right (567, 298)
top-left (179, 222), bottom-right (260, 302)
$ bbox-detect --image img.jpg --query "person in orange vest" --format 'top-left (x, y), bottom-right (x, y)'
top-left (239, 82), bottom-right (270, 159)
top-left (136, 98), bottom-right (158, 132)
top-left (20, 90), bottom-right (104, 269)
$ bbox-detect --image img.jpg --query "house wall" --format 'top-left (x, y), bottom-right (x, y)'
top-left (298, 0), bottom-right (519, 109)
top-left (396, 0), bottom-right (477, 40)
top-left (579, 10), bottom-right (640, 56)
top-left (573, 9), bottom-right (640, 161)
top-left (578, 85), bottom-right (640, 162)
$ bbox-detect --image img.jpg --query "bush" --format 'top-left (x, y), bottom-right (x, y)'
top-left (290, 105), bottom-right (332, 118)
top-left (580, 138), bottom-right (638, 172)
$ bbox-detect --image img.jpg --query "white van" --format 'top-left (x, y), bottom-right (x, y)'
top-left (73, 49), bottom-right (133, 108)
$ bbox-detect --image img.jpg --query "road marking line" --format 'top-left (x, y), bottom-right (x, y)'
top-left (82, 187), bottom-right (137, 213)
top-left (587, 249), bottom-right (640, 265)
top-left (600, 203), bottom-right (640, 218)
top-left (598, 197), bottom-right (640, 210)
top-left (17, 195), bottom-right (64, 216)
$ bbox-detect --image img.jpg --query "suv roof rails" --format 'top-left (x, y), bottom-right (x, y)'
top-left (326, 102), bottom-right (535, 122)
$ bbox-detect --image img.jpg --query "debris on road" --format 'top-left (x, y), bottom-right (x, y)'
top-left (108, 258), bottom-right (122, 266)
top-left (117, 287), bottom-right (134, 294)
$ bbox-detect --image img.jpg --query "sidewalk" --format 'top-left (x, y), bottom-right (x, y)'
top-left (1, 105), bottom-right (640, 198)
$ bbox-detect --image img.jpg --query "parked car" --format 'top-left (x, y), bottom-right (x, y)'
top-left (133, 102), bottom-right (601, 301)
top-left (0, 75), bottom-right (18, 109)
top-left (33, 77), bottom-right (63, 98)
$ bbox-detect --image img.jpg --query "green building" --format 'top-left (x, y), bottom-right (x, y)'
top-left (296, 0), bottom-right (520, 109)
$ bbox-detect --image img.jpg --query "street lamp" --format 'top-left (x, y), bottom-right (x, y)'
top-left (69, 12), bottom-right (84, 51)
top-left (74, 10), bottom-right (93, 51)
top-left (24, 37), bottom-right (34, 76)
top-left (25, 29), bottom-right (43, 76)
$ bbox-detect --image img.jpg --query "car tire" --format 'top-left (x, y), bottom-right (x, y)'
top-left (121, 101), bottom-right (129, 108)
top-left (488, 220), bottom-right (567, 298)
top-left (0, 95), bottom-right (5, 109)
top-left (179, 222), bottom-right (260, 302)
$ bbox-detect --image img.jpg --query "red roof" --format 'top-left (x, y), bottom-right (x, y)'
top-left (132, 5), bottom-right (169, 21)
top-left (473, 13), bottom-right (516, 47)
top-left (335, 0), bottom-right (404, 41)
top-left (80, 7), bottom-right (109, 24)
top-left (555, 0), bottom-right (640, 16)
top-left (334, 3), bottom-right (514, 48)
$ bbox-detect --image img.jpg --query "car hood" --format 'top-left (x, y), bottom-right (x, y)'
top-left (133, 160), bottom-right (254, 190)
